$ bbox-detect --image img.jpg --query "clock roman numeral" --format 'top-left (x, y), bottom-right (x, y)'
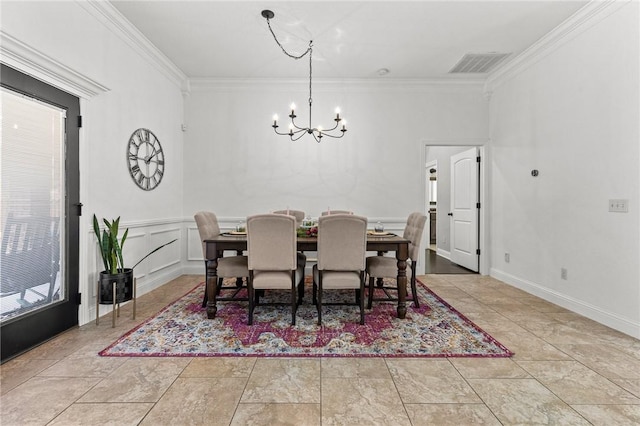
top-left (136, 128), bottom-right (149, 144)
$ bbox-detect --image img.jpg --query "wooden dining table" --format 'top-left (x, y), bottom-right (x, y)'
top-left (204, 232), bottom-right (411, 319)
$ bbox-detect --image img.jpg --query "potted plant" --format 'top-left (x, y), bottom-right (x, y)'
top-left (93, 214), bottom-right (176, 304)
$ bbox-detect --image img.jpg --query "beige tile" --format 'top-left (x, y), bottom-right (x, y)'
top-left (49, 402), bottom-right (153, 425)
top-left (521, 322), bottom-right (602, 345)
top-left (37, 348), bottom-right (127, 378)
top-left (231, 403), bottom-right (321, 426)
top-left (78, 357), bottom-right (190, 403)
top-left (518, 360), bottom-right (640, 404)
top-left (468, 378), bottom-right (591, 425)
top-left (405, 403), bottom-right (501, 425)
top-left (322, 377), bottom-right (411, 425)
top-left (572, 404), bottom-right (640, 426)
top-left (241, 358), bottom-right (320, 403)
top-left (612, 378), bottom-right (640, 399)
top-left (493, 330), bottom-right (573, 360)
top-left (180, 357), bottom-right (256, 378)
top-left (140, 377), bottom-right (245, 425)
top-left (386, 359), bottom-right (480, 403)
top-left (321, 357), bottom-right (391, 378)
top-left (0, 377), bottom-right (100, 425)
top-left (450, 357), bottom-right (530, 379)
top-left (0, 357), bottom-right (59, 395)
top-left (557, 343), bottom-right (640, 379)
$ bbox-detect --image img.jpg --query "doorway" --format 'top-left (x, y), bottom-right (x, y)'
top-left (1, 64), bottom-right (81, 362)
top-left (423, 144), bottom-right (484, 274)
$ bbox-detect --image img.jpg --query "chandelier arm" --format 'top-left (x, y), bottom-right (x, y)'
top-left (290, 131), bottom-right (308, 142)
top-left (290, 116), bottom-right (307, 131)
top-left (315, 130), bottom-right (346, 139)
top-left (266, 18), bottom-right (312, 60)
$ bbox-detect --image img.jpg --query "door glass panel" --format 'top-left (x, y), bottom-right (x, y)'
top-left (1, 87), bottom-right (66, 323)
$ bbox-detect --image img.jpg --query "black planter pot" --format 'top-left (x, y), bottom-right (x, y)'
top-left (99, 268), bottom-right (134, 304)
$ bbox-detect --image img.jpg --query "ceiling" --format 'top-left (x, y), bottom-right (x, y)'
top-left (111, 1), bottom-right (588, 80)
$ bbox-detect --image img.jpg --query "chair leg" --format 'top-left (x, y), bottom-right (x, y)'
top-left (317, 280), bottom-right (322, 326)
top-left (202, 261), bottom-right (209, 308)
top-left (359, 274), bottom-right (365, 325)
top-left (410, 263), bottom-right (419, 308)
top-left (216, 277), bottom-right (223, 296)
top-left (367, 276), bottom-right (375, 309)
top-left (248, 273), bottom-right (254, 325)
top-left (297, 279), bottom-right (305, 305)
top-left (312, 281), bottom-right (318, 305)
top-left (291, 273), bottom-right (297, 326)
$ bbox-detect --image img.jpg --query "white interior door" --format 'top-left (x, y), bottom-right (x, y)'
top-left (449, 147), bottom-right (479, 271)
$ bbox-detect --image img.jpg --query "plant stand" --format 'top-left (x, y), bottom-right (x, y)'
top-left (95, 270), bottom-right (137, 328)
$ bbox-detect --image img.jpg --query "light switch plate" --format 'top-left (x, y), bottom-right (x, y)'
top-left (609, 199), bottom-right (629, 213)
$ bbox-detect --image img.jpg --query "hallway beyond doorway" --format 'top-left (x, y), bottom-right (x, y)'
top-left (424, 249), bottom-right (477, 274)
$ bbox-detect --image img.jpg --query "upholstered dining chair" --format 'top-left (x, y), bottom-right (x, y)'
top-left (320, 210), bottom-right (353, 216)
top-left (273, 209), bottom-right (305, 225)
top-left (194, 211), bottom-right (249, 307)
top-left (366, 212), bottom-right (426, 309)
top-left (246, 214), bottom-right (306, 325)
top-left (313, 214), bottom-right (367, 325)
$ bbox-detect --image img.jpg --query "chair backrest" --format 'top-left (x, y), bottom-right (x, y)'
top-left (320, 210), bottom-right (353, 216)
top-left (1, 213), bottom-right (60, 293)
top-left (247, 214), bottom-right (296, 271)
top-left (317, 214), bottom-right (367, 271)
top-left (273, 209), bottom-right (305, 224)
top-left (402, 212), bottom-right (427, 261)
top-left (194, 211), bottom-right (221, 257)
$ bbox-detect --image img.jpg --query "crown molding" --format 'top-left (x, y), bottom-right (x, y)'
top-left (485, 0), bottom-right (631, 92)
top-left (0, 30), bottom-right (109, 98)
top-left (189, 77), bottom-right (485, 93)
top-left (78, 0), bottom-right (188, 92)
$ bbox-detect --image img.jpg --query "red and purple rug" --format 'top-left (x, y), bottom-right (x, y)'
top-left (100, 279), bottom-right (513, 358)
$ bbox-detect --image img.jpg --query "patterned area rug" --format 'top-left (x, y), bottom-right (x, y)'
top-left (100, 278), bottom-right (513, 358)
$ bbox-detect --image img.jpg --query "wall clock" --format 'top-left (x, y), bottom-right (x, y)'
top-left (127, 128), bottom-right (165, 191)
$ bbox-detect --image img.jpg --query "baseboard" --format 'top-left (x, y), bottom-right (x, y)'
top-left (436, 248), bottom-right (451, 260)
top-left (490, 268), bottom-right (640, 339)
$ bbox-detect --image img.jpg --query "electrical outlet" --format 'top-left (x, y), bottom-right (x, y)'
top-left (561, 268), bottom-right (568, 280)
top-left (609, 199), bottom-right (629, 213)
top-left (504, 253), bottom-right (510, 263)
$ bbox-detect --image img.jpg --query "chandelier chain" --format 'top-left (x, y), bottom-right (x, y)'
top-left (265, 18), bottom-right (312, 60)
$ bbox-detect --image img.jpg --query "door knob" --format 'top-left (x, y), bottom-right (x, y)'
top-left (448, 212), bottom-right (453, 216)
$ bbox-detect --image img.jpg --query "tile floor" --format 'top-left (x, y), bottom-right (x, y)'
top-left (1, 274), bottom-right (640, 425)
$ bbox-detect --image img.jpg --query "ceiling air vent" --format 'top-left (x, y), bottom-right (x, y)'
top-left (449, 53), bottom-right (511, 73)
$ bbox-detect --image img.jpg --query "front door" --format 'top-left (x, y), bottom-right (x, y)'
top-left (449, 147), bottom-right (479, 272)
top-left (1, 64), bottom-right (81, 362)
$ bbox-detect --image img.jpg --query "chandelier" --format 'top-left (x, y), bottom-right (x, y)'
top-left (262, 10), bottom-right (347, 143)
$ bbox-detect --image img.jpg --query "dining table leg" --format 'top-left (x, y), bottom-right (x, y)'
top-left (396, 243), bottom-right (409, 319)
top-left (206, 258), bottom-right (219, 319)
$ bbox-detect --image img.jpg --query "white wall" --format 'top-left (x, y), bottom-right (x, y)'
top-left (1, 2), bottom-right (187, 324)
top-left (184, 81), bottom-right (488, 218)
top-left (488, 2), bottom-right (640, 337)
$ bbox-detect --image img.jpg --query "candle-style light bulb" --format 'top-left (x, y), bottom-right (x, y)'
top-left (341, 119), bottom-right (347, 130)
top-left (290, 103), bottom-right (296, 111)
top-left (272, 114), bottom-right (278, 126)
top-left (335, 107), bottom-right (341, 120)
top-left (288, 122), bottom-right (294, 135)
